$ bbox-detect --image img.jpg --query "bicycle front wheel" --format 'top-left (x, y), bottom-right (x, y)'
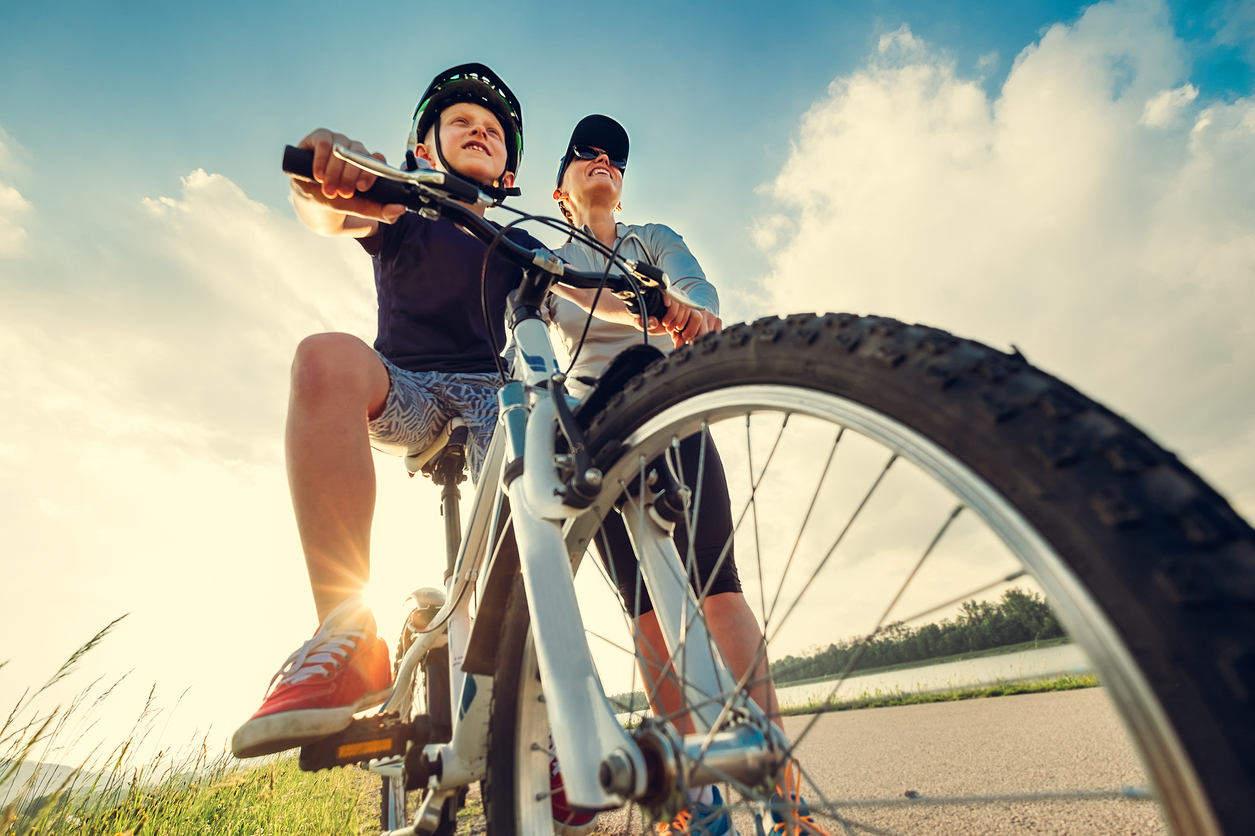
top-left (489, 313), bottom-right (1254, 836)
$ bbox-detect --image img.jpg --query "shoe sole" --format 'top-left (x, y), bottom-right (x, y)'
top-left (231, 687), bottom-right (392, 759)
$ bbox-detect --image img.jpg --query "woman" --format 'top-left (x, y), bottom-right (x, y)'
top-left (547, 115), bottom-right (788, 836)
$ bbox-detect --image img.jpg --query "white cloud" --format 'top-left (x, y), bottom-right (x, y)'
top-left (0, 167), bottom-right (428, 763)
top-left (878, 23), bottom-right (926, 57)
top-left (755, 0), bottom-right (1255, 516)
top-left (0, 130), bottom-right (31, 256)
top-left (1141, 83), bottom-right (1199, 126)
top-left (0, 126), bottom-right (25, 174)
top-left (2, 169), bottom-right (377, 461)
top-left (0, 184), bottom-right (31, 255)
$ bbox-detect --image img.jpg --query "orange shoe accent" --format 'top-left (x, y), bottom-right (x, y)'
top-left (769, 760), bottom-right (831, 836)
top-left (657, 809), bottom-right (693, 835)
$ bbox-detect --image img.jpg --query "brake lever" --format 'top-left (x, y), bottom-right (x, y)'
top-left (665, 286), bottom-right (710, 314)
top-left (332, 143), bottom-right (493, 208)
top-left (621, 259), bottom-right (711, 315)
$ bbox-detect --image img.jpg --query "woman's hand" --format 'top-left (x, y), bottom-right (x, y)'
top-left (660, 296), bottom-right (722, 346)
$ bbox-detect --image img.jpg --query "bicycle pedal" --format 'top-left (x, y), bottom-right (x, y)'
top-left (298, 712), bottom-right (413, 772)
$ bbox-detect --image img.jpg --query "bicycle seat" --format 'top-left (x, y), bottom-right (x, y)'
top-left (370, 417), bottom-right (469, 476)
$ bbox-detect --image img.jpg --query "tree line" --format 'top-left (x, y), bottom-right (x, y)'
top-left (607, 589), bottom-right (1065, 711)
top-left (770, 588), bottom-right (1064, 686)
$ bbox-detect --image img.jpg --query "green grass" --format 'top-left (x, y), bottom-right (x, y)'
top-left (6, 756), bottom-right (380, 836)
top-left (778, 673), bottom-right (1099, 716)
top-left (2, 619), bottom-right (382, 836)
top-left (3, 620), bottom-right (1095, 835)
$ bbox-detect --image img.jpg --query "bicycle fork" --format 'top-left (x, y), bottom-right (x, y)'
top-left (502, 376), bottom-right (785, 812)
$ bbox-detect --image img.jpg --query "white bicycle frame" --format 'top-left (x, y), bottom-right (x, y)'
top-left (369, 299), bottom-right (760, 835)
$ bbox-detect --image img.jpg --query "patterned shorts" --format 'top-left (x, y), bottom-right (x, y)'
top-left (368, 355), bottom-right (501, 480)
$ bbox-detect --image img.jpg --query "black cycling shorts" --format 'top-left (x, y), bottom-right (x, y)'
top-left (594, 433), bottom-right (741, 616)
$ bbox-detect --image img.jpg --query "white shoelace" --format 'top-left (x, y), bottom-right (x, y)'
top-left (265, 599), bottom-right (370, 694)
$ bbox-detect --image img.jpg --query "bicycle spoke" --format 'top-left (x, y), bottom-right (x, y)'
top-left (783, 753), bottom-right (903, 828)
top-left (869, 504), bottom-right (965, 631)
top-left (788, 757), bottom-right (909, 836)
top-left (784, 567), bottom-right (1028, 760)
top-left (615, 483), bottom-right (737, 724)
top-left (764, 426), bottom-right (844, 629)
top-left (584, 495), bottom-right (651, 721)
top-left (747, 413), bottom-right (770, 627)
top-left (584, 628), bottom-right (636, 657)
top-left (767, 452), bottom-right (898, 646)
top-left (693, 415), bottom-right (789, 612)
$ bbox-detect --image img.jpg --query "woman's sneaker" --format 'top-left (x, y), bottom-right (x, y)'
top-left (657, 785), bottom-right (734, 836)
top-left (762, 760), bottom-right (830, 836)
top-left (231, 597), bottom-right (392, 758)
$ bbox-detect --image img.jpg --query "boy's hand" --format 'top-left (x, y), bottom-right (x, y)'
top-left (293, 129), bottom-right (405, 223)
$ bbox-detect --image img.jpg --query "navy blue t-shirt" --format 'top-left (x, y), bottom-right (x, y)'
top-left (360, 212), bottom-right (547, 374)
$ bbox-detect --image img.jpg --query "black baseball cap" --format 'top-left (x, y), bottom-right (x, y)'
top-left (555, 114), bottom-right (629, 188)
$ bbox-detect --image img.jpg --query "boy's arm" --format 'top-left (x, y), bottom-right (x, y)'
top-left (290, 129), bottom-right (406, 238)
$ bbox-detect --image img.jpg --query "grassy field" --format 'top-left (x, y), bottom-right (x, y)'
top-left (778, 672), bottom-right (1099, 715)
top-left (3, 621), bottom-right (1096, 835)
top-left (1, 619), bottom-right (385, 836)
top-left (4, 757), bottom-right (383, 836)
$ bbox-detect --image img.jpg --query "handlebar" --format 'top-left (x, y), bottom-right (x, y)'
top-left (282, 144), bottom-right (484, 209)
top-left (282, 144), bottom-right (705, 320)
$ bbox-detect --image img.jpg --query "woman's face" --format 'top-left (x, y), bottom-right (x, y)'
top-left (558, 147), bottom-right (624, 212)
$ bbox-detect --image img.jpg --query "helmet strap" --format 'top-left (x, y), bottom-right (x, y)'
top-left (430, 111), bottom-right (522, 202)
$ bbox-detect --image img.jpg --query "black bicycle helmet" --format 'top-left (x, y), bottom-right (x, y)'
top-left (407, 63), bottom-right (523, 198)
top-left (555, 114), bottom-right (629, 189)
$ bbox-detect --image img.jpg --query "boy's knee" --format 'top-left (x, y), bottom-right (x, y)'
top-left (291, 333), bottom-right (375, 401)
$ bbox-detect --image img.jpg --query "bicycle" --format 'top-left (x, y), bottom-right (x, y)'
top-left (281, 142), bottom-right (1255, 836)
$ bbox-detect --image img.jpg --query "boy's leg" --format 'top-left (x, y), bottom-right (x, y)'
top-left (287, 333), bottom-right (391, 619)
top-left (231, 333), bottom-right (393, 759)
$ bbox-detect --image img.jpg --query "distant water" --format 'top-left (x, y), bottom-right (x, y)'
top-left (775, 643), bottom-right (1092, 709)
top-left (615, 643), bottom-right (1093, 722)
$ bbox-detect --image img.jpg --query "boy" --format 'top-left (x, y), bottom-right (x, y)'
top-left (232, 64), bottom-right (545, 759)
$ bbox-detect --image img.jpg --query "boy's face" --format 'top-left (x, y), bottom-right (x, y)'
top-left (417, 102), bottom-right (514, 187)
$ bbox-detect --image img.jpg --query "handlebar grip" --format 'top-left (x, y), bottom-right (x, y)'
top-left (282, 144), bottom-right (317, 179)
top-left (436, 173), bottom-right (483, 204)
top-left (281, 145), bottom-right (413, 208)
top-left (644, 287), bottom-right (668, 320)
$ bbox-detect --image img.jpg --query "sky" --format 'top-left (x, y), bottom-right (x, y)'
top-left (1, 0), bottom-right (1253, 770)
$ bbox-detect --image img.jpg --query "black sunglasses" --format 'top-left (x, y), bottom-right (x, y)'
top-left (571, 145), bottom-right (627, 170)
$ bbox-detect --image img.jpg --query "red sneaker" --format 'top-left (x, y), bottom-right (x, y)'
top-left (550, 736), bottom-right (598, 835)
top-left (231, 598), bottom-right (392, 758)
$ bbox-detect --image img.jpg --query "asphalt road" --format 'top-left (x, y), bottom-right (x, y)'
top-left (594, 688), bottom-right (1167, 835)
